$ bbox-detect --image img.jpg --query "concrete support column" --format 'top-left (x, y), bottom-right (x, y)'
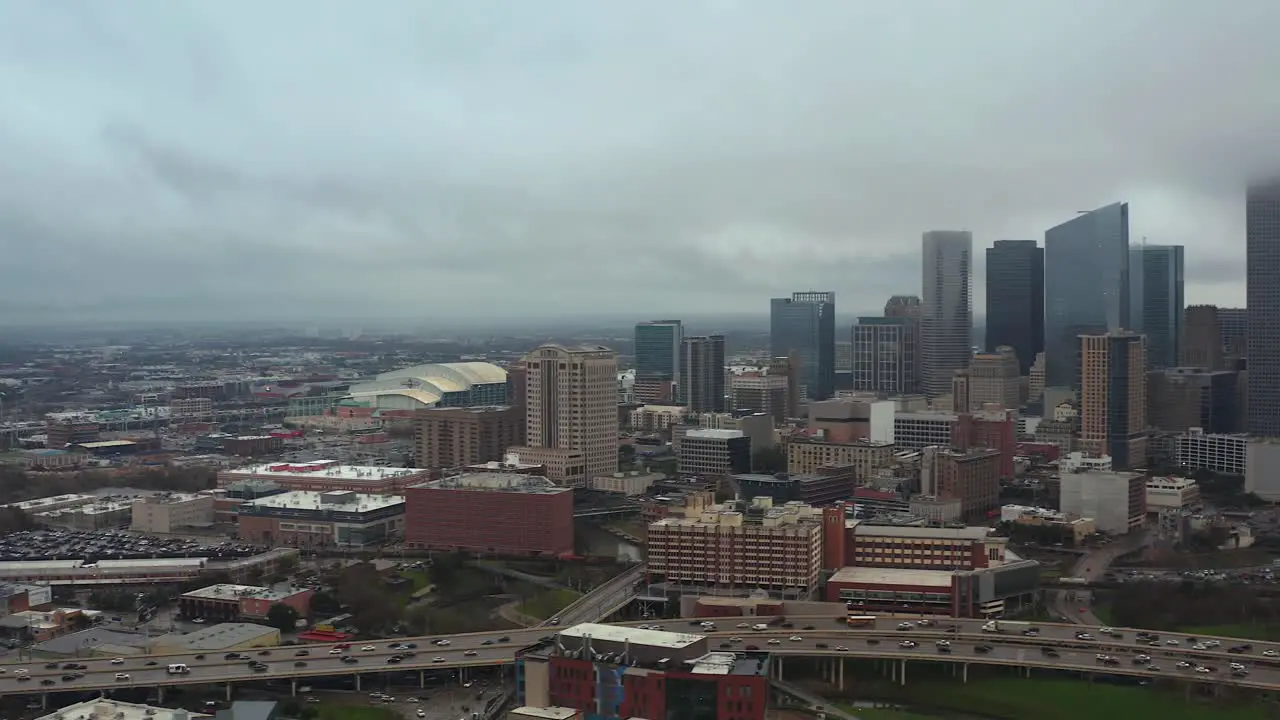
top-left (420, 670), bottom-right (426, 689)
top-left (291, 678), bottom-right (297, 697)
top-left (226, 683), bottom-right (232, 702)
top-left (41, 694), bottom-right (48, 710)
top-left (837, 659), bottom-right (844, 691)
top-left (890, 661), bottom-right (897, 683)
top-left (777, 656), bottom-right (784, 682)
top-left (355, 674), bottom-right (362, 692)
top-left (899, 660), bottom-right (907, 687)
top-left (963, 663), bottom-right (969, 684)
top-left (157, 687), bottom-right (165, 705)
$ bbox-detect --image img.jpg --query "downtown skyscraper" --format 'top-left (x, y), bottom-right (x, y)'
top-left (1130, 244), bottom-right (1185, 370)
top-left (770, 292), bottom-right (836, 401)
top-left (680, 335), bottom-right (727, 413)
top-left (984, 240), bottom-right (1044, 375)
top-left (633, 320), bottom-right (682, 403)
top-left (1247, 180), bottom-right (1280, 436)
top-left (920, 231), bottom-right (973, 398)
top-left (1043, 202), bottom-right (1130, 389)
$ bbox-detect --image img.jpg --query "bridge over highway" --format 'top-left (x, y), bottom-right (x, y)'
top-left (3, 616), bottom-right (1279, 701)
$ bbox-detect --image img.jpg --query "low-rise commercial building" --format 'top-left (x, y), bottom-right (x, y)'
top-left (178, 584), bottom-right (313, 622)
top-left (404, 473), bottom-right (573, 557)
top-left (1177, 430), bottom-right (1246, 475)
top-left (152, 622), bottom-right (281, 653)
top-left (236, 490), bottom-right (405, 548)
top-left (731, 464), bottom-right (857, 506)
top-left (35, 498), bottom-right (133, 530)
top-left (647, 498), bottom-right (823, 593)
top-left (785, 437), bottom-right (896, 478)
top-left (34, 699), bottom-right (208, 720)
top-left (1145, 476), bottom-right (1202, 511)
top-left (131, 493), bottom-right (215, 533)
top-left (675, 428), bottom-right (751, 477)
top-left (1000, 504), bottom-right (1096, 544)
top-left (219, 461), bottom-right (431, 494)
top-left (1059, 470), bottom-right (1146, 535)
top-left (628, 405), bottom-right (687, 432)
top-left (592, 470), bottom-right (663, 496)
top-left (4, 494), bottom-right (95, 514)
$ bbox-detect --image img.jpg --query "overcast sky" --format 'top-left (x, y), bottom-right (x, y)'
top-left (1, 1), bottom-right (1277, 325)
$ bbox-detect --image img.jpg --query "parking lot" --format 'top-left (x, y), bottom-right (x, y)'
top-left (0, 529), bottom-right (268, 561)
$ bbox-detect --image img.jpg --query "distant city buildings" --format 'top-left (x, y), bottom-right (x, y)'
top-left (985, 239), bottom-right (1044, 374)
top-left (633, 320), bottom-right (682, 404)
top-left (770, 291), bottom-right (836, 401)
top-left (1248, 179), bottom-right (1280, 437)
top-left (679, 335), bottom-right (726, 413)
top-left (920, 231), bottom-right (973, 397)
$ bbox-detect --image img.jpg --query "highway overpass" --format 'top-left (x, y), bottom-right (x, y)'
top-left (540, 564), bottom-right (646, 627)
top-left (4, 616), bottom-right (1280, 699)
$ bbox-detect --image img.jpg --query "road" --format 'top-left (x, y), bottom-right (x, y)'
top-left (544, 565), bottom-right (645, 627)
top-left (1051, 532), bottom-right (1150, 625)
top-left (3, 615), bottom-right (1280, 694)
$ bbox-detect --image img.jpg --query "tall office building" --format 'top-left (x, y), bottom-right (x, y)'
top-left (920, 231), bottom-right (973, 398)
top-left (1248, 180), bottom-right (1280, 436)
top-left (885, 294), bottom-right (923, 390)
top-left (985, 240), bottom-right (1044, 375)
top-left (1220, 307), bottom-right (1248, 368)
top-left (851, 317), bottom-right (916, 395)
top-left (513, 344), bottom-right (619, 486)
top-left (1079, 331), bottom-right (1147, 470)
top-left (966, 346), bottom-right (1022, 410)
top-left (633, 320), bottom-right (682, 403)
top-left (770, 292), bottom-right (836, 401)
top-left (1044, 202), bottom-right (1130, 388)
top-left (1130, 244), bottom-right (1185, 370)
top-left (1183, 305), bottom-right (1225, 370)
top-left (680, 335), bottom-right (727, 413)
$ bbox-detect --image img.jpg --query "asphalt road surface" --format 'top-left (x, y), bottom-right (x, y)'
top-left (2, 615), bottom-right (1277, 694)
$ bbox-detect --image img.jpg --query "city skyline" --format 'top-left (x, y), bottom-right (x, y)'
top-left (0, 2), bottom-right (1273, 323)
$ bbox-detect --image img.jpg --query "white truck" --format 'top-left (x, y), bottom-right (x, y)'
top-left (981, 620), bottom-right (1030, 634)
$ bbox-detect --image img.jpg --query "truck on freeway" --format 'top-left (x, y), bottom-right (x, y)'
top-left (981, 620), bottom-right (1030, 634)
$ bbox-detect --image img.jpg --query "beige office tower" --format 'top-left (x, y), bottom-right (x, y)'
top-left (510, 344), bottom-right (619, 487)
top-left (1079, 331), bottom-right (1147, 471)
top-left (966, 345), bottom-right (1021, 410)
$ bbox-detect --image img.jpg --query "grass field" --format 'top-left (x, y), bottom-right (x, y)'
top-left (516, 588), bottom-right (581, 621)
top-left (838, 707), bottom-right (945, 720)
top-left (1178, 624), bottom-right (1280, 641)
top-left (318, 706), bottom-right (399, 720)
top-left (860, 676), bottom-right (1269, 720)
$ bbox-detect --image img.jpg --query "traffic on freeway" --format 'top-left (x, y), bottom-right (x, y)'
top-left (3, 616), bottom-right (1280, 694)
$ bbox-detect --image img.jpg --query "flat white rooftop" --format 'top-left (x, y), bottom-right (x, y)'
top-left (228, 461), bottom-right (426, 482)
top-left (4, 494), bottom-right (94, 511)
top-left (509, 708), bottom-right (580, 720)
top-left (830, 566), bottom-right (954, 588)
top-left (684, 429), bottom-right (744, 440)
top-left (559, 622), bottom-right (704, 650)
top-left (36, 699), bottom-right (209, 720)
top-left (181, 583), bottom-right (304, 602)
top-left (245, 490), bottom-right (404, 513)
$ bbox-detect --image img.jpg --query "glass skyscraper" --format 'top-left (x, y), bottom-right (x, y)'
top-left (634, 320), bottom-right (682, 383)
top-left (921, 231), bottom-right (973, 397)
top-left (1043, 202), bottom-right (1130, 388)
top-left (985, 239), bottom-right (1044, 375)
top-left (1130, 244), bottom-right (1185, 370)
top-left (1247, 180), bottom-right (1280, 436)
top-left (770, 292), bottom-right (836, 401)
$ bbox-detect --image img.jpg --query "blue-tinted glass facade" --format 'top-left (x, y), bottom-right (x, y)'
top-left (1044, 202), bottom-right (1130, 388)
top-left (634, 320), bottom-right (682, 382)
top-left (770, 292), bottom-right (835, 401)
top-left (1131, 244), bottom-right (1185, 369)
top-left (438, 382), bottom-right (508, 407)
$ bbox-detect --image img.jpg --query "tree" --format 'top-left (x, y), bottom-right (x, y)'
top-left (751, 446), bottom-right (787, 474)
top-left (266, 603), bottom-right (300, 632)
top-left (336, 562), bottom-right (401, 634)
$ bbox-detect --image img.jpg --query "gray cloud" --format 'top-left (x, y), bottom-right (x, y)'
top-left (0, 0), bottom-right (1274, 325)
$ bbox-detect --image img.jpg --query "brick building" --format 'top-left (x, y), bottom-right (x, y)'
top-left (404, 473), bottom-right (573, 557)
top-left (178, 583), bottom-right (313, 622)
top-left (413, 405), bottom-right (523, 469)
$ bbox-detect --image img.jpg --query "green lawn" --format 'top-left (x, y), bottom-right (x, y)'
top-left (517, 588), bottom-right (581, 621)
top-left (1179, 624), bottom-right (1280, 641)
top-left (866, 677), bottom-right (1268, 720)
top-left (839, 707), bottom-right (944, 720)
top-left (317, 706), bottom-right (399, 720)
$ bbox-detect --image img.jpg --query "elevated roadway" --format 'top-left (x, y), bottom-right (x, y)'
top-left (4, 616), bottom-right (1280, 696)
top-left (542, 564), bottom-right (646, 627)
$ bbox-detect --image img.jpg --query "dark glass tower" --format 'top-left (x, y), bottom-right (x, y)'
top-left (1043, 202), bottom-right (1130, 389)
top-left (679, 335), bottom-right (726, 413)
top-left (1247, 180), bottom-right (1280, 436)
top-left (985, 239), bottom-right (1044, 375)
top-left (770, 292), bottom-right (836, 401)
top-left (1130, 244), bottom-right (1185, 370)
top-left (634, 320), bottom-right (682, 383)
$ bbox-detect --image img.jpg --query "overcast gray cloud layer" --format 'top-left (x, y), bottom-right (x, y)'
top-left (1, 0), bottom-right (1277, 324)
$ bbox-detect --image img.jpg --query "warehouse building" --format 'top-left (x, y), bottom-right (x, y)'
top-left (178, 584), bottom-right (313, 622)
top-left (236, 490), bottom-right (405, 548)
top-left (152, 622), bottom-right (280, 653)
top-left (218, 461), bottom-right (431, 494)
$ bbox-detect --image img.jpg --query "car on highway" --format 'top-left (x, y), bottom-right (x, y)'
top-left (1264, 649), bottom-right (1279, 657)
top-left (788, 636), bottom-right (803, 642)
top-left (341, 656), bottom-right (358, 665)
top-left (1134, 655), bottom-right (1151, 664)
top-left (110, 658), bottom-right (124, 665)
top-left (295, 650), bottom-right (309, 656)
top-left (835, 645), bottom-right (848, 652)
top-left (1176, 661), bottom-right (1193, 669)
top-left (361, 645), bottom-right (377, 652)
top-left (896, 622), bottom-right (913, 631)
top-left (295, 661), bottom-right (307, 667)
top-left (115, 673), bottom-right (130, 681)
top-left (329, 648), bottom-right (343, 655)
top-left (974, 645), bottom-right (992, 653)
top-left (899, 640), bottom-right (917, 649)
top-left (434, 639), bottom-right (451, 646)
top-left (432, 657), bottom-right (445, 663)
top-left (464, 650), bottom-right (478, 657)
top-left (498, 636), bottom-right (510, 643)
top-left (730, 637), bottom-right (742, 643)
top-left (767, 639), bottom-right (781, 645)
top-left (482, 639), bottom-right (494, 645)
top-left (935, 640), bottom-right (950, 648)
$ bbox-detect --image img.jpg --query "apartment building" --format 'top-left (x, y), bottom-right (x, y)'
top-left (130, 493), bottom-right (215, 533)
top-left (1079, 332), bottom-right (1148, 470)
top-left (964, 346), bottom-right (1021, 410)
top-left (920, 446), bottom-right (1002, 521)
top-left (1059, 470), bottom-right (1146, 535)
top-left (412, 405), bottom-right (523, 469)
top-left (785, 436), bottom-right (896, 478)
top-left (646, 498), bottom-right (824, 592)
top-left (729, 373), bottom-right (789, 424)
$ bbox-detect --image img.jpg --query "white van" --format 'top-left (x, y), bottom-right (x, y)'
top-left (752, 623), bottom-right (768, 631)
top-left (167, 664), bottom-right (191, 675)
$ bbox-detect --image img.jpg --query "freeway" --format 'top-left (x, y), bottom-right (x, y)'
top-left (544, 564), bottom-right (646, 627)
top-left (4, 616), bottom-right (1280, 695)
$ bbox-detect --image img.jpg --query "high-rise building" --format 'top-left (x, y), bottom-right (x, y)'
top-left (1079, 331), bottom-right (1147, 470)
top-left (1147, 367), bottom-right (1239, 434)
top-left (984, 240), bottom-right (1044, 374)
top-left (1248, 180), bottom-right (1280, 436)
top-left (920, 231), bottom-right (973, 397)
top-left (1220, 307), bottom-right (1248, 367)
top-left (770, 292), bottom-right (836, 401)
top-left (1044, 202), bottom-right (1130, 388)
top-left (885, 294), bottom-right (923, 390)
top-left (679, 335), bottom-right (726, 413)
top-left (633, 320), bottom-right (682, 403)
top-left (509, 344), bottom-right (618, 486)
top-left (1130, 244), bottom-right (1185, 369)
top-left (966, 345), bottom-right (1021, 410)
top-left (851, 316), bottom-right (916, 394)
top-left (1183, 305), bottom-right (1225, 370)
top-left (767, 354), bottom-right (800, 419)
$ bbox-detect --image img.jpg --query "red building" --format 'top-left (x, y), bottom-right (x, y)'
top-left (178, 583), bottom-right (313, 621)
top-left (523, 624), bottom-right (768, 720)
top-left (953, 408), bottom-right (1017, 479)
top-left (404, 472), bottom-right (573, 557)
